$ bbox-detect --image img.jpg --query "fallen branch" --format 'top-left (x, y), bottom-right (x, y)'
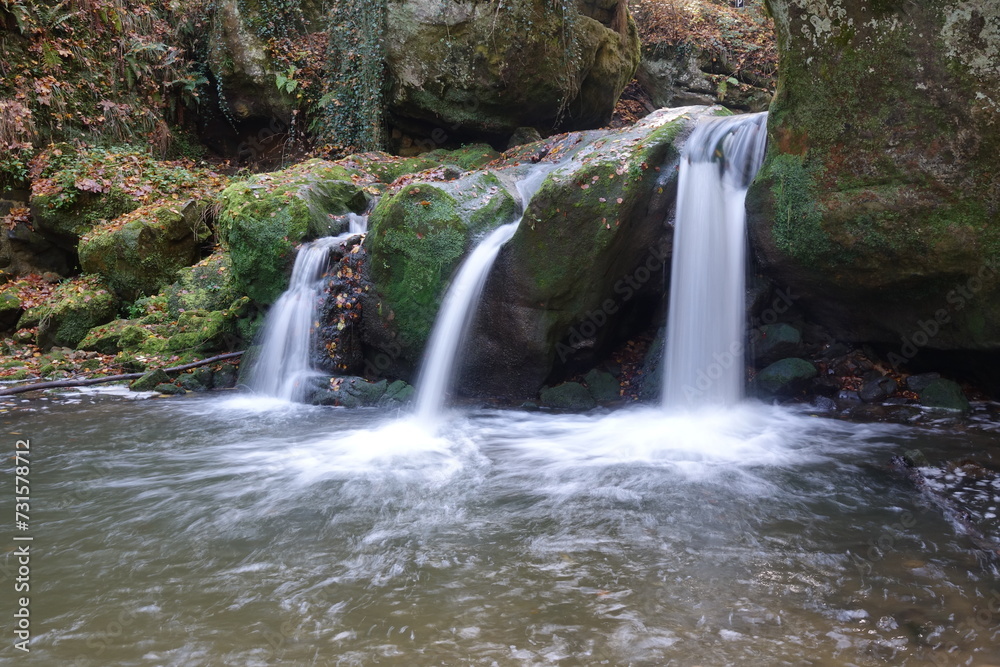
top-left (0, 351), bottom-right (244, 397)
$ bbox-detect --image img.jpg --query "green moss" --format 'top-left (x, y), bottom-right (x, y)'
top-left (79, 201), bottom-right (212, 300)
top-left (19, 277), bottom-right (120, 350)
top-left (762, 153), bottom-right (833, 263)
top-left (424, 144), bottom-right (501, 170)
top-left (162, 250), bottom-right (242, 317)
top-left (79, 319), bottom-right (151, 355)
top-left (365, 172), bottom-right (518, 351)
top-left (217, 160), bottom-right (368, 305)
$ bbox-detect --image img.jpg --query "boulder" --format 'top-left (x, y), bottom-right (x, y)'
top-left (78, 200), bottom-right (212, 300)
top-left (18, 277), bottom-right (119, 350)
top-left (384, 0), bottom-right (641, 140)
top-left (539, 382), bottom-right (597, 411)
top-left (161, 250), bottom-right (242, 317)
top-left (751, 322), bottom-right (802, 367)
top-left (919, 378), bottom-right (970, 413)
top-left (858, 374), bottom-right (899, 403)
top-left (336, 144), bottom-right (501, 185)
top-left (381, 379), bottom-right (416, 405)
top-left (584, 368), bottom-right (621, 402)
top-left (462, 106), bottom-right (715, 398)
top-left (216, 160), bottom-right (369, 305)
top-left (906, 372), bottom-right (941, 394)
top-left (311, 377), bottom-right (388, 408)
top-left (753, 357), bottom-right (818, 398)
top-left (363, 169), bottom-right (520, 369)
top-left (747, 1), bottom-right (1000, 350)
top-left (0, 288), bottom-right (22, 332)
top-left (130, 369), bottom-right (171, 392)
top-left (78, 320), bottom-right (151, 355)
top-left (154, 383), bottom-right (186, 396)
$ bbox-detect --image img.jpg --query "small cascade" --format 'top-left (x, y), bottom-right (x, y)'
top-left (414, 162), bottom-right (561, 422)
top-left (248, 215), bottom-right (369, 401)
top-left (662, 113), bottom-right (768, 408)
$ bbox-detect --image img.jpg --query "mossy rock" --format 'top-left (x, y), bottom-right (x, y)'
top-left (161, 250), bottom-right (242, 317)
top-left (753, 358), bottom-right (818, 398)
top-left (78, 200), bottom-right (212, 301)
top-left (217, 159), bottom-right (369, 305)
top-left (137, 306), bottom-right (244, 357)
top-left (385, 0), bottom-right (640, 136)
top-left (154, 382), bottom-right (186, 396)
top-left (19, 277), bottom-right (119, 350)
top-left (338, 144), bottom-right (500, 184)
top-left (337, 152), bottom-right (444, 184)
top-left (919, 378), bottom-right (970, 413)
top-left (381, 379), bottom-right (416, 405)
top-left (539, 382), bottom-right (597, 411)
top-left (130, 369), bottom-right (171, 392)
top-left (28, 145), bottom-right (213, 247)
top-left (751, 323), bottom-right (803, 368)
top-left (311, 377), bottom-right (388, 407)
top-left (583, 368), bottom-right (621, 402)
top-left (31, 187), bottom-right (136, 245)
top-left (0, 287), bottom-right (22, 332)
top-left (747, 1), bottom-right (1000, 349)
top-left (79, 319), bottom-right (152, 355)
top-left (364, 170), bottom-right (520, 357)
top-left (461, 106), bottom-right (712, 398)
top-left (423, 144), bottom-right (501, 171)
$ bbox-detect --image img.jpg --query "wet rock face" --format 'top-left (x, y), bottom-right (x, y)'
top-left (747, 1), bottom-right (1000, 350)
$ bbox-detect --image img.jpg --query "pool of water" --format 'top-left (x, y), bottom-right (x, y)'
top-left (1, 392), bottom-right (998, 666)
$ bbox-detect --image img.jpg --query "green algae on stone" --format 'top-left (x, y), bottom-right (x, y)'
top-left (748, 0), bottom-right (1000, 348)
top-left (217, 159), bottom-right (369, 305)
top-left (78, 200), bottom-right (212, 301)
top-left (18, 277), bottom-right (119, 350)
top-left (365, 171), bottom-right (519, 353)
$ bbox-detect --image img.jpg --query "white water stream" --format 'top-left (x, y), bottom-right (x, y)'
top-left (247, 215), bottom-right (368, 401)
top-left (414, 163), bottom-right (562, 422)
top-left (663, 113), bottom-right (768, 408)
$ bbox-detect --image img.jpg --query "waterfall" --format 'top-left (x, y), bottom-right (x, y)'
top-left (247, 215), bottom-right (368, 401)
top-left (414, 162), bottom-right (561, 422)
top-left (662, 113), bottom-right (768, 408)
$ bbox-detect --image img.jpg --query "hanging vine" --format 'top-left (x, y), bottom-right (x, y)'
top-left (319, 0), bottom-right (388, 157)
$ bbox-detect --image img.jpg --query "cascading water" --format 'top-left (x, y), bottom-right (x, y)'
top-left (662, 113), bottom-right (768, 408)
top-left (247, 215), bottom-right (368, 401)
top-left (414, 162), bottom-right (561, 422)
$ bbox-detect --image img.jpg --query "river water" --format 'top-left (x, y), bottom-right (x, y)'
top-left (1, 392), bottom-right (998, 666)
